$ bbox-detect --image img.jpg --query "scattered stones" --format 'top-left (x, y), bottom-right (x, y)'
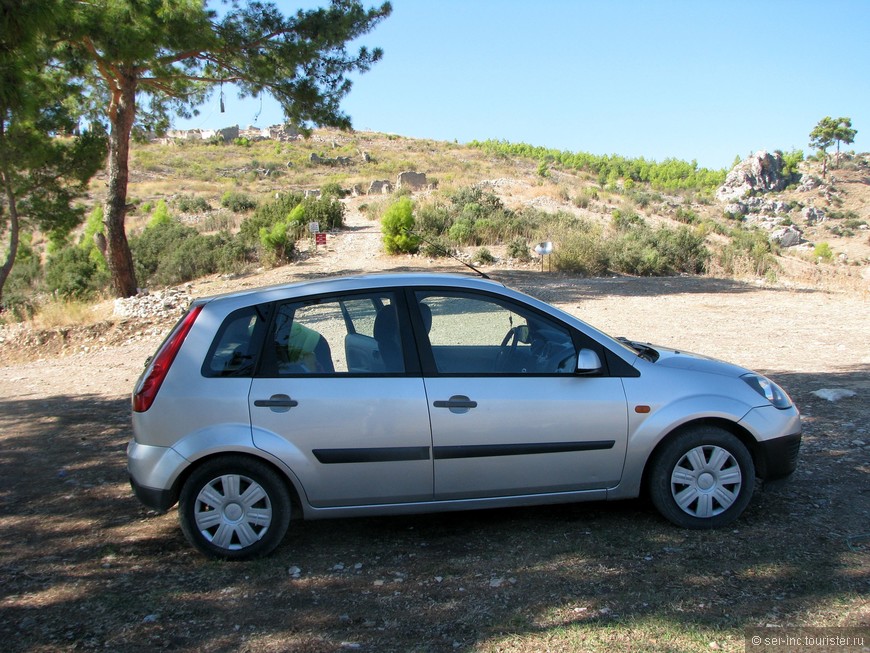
top-left (796, 174), bottom-right (823, 192)
top-left (113, 288), bottom-right (192, 320)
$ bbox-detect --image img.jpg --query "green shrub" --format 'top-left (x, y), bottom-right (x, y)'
top-left (611, 210), bottom-right (645, 231)
top-left (45, 246), bottom-right (109, 299)
top-left (416, 203), bottom-right (453, 236)
top-left (174, 194), bottom-right (211, 213)
top-left (220, 191), bottom-right (257, 212)
top-left (239, 192), bottom-right (306, 247)
top-left (814, 242), bottom-right (834, 262)
top-left (1, 235), bottom-right (42, 319)
top-left (552, 219), bottom-right (608, 275)
top-left (780, 149), bottom-right (804, 178)
top-left (130, 218), bottom-right (246, 286)
top-left (420, 235), bottom-right (451, 258)
top-left (259, 221), bottom-right (295, 264)
top-left (320, 182), bottom-right (346, 199)
top-left (447, 218), bottom-right (477, 245)
top-left (675, 207), bottom-right (699, 224)
top-left (717, 228), bottom-right (777, 277)
top-left (507, 237), bottom-right (531, 261)
top-left (381, 197), bottom-right (420, 254)
top-left (304, 194), bottom-right (345, 231)
top-left (148, 200), bottom-right (171, 228)
top-left (472, 247), bottom-right (496, 264)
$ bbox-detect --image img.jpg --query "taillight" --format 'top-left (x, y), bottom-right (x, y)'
top-left (133, 304), bottom-right (204, 413)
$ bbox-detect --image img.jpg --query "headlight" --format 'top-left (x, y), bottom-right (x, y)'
top-left (742, 374), bottom-right (793, 409)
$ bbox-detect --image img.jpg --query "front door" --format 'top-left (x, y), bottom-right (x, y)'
top-left (414, 292), bottom-right (628, 500)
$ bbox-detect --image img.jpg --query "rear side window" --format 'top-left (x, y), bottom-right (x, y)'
top-left (202, 306), bottom-right (267, 377)
top-left (260, 292), bottom-right (405, 376)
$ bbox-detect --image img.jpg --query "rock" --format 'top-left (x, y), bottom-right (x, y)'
top-left (397, 170), bottom-right (428, 191)
top-left (716, 151), bottom-right (794, 202)
top-left (368, 180), bottom-right (392, 195)
top-left (770, 225), bottom-right (803, 247)
top-left (802, 206), bottom-right (826, 224)
top-left (811, 388), bottom-right (857, 402)
top-left (796, 174), bottom-right (823, 192)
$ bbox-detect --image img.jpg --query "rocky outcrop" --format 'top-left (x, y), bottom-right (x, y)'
top-left (716, 150), bottom-right (795, 202)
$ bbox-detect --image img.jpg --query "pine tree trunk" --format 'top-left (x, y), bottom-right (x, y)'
top-left (0, 172), bottom-right (20, 307)
top-left (104, 73), bottom-right (138, 298)
top-left (0, 119), bottom-right (19, 306)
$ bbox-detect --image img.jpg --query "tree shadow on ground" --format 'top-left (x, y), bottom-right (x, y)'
top-left (0, 366), bottom-right (867, 652)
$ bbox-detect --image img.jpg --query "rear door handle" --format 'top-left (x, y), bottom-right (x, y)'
top-left (254, 394), bottom-right (299, 411)
top-left (433, 395), bottom-right (477, 414)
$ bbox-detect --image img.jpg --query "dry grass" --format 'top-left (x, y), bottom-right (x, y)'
top-left (30, 298), bottom-right (110, 329)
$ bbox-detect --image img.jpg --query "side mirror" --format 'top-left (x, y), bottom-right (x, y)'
top-left (576, 349), bottom-right (602, 375)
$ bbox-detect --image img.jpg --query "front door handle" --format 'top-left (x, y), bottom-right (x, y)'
top-left (254, 394), bottom-right (299, 412)
top-left (433, 395), bottom-right (477, 414)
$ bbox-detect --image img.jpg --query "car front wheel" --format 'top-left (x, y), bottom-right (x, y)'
top-left (649, 426), bottom-right (755, 529)
top-left (179, 456), bottom-right (291, 559)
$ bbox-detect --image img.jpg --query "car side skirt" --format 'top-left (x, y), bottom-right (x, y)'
top-left (299, 487), bottom-right (609, 520)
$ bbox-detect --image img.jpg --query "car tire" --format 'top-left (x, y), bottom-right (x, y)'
top-left (178, 456), bottom-right (291, 560)
top-left (649, 426), bottom-right (755, 529)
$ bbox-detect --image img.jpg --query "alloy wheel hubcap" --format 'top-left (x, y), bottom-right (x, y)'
top-left (670, 445), bottom-right (742, 518)
top-left (194, 473), bottom-right (273, 550)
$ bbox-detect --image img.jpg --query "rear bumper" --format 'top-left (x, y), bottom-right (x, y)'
top-left (126, 439), bottom-right (187, 510)
top-left (129, 477), bottom-right (176, 511)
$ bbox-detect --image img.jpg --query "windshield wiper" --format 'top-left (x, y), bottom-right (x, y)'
top-left (617, 337), bottom-right (659, 362)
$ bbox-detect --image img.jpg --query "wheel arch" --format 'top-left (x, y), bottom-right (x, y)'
top-left (640, 416), bottom-right (760, 498)
top-left (171, 450), bottom-right (306, 520)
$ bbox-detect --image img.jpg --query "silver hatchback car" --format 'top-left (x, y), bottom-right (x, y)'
top-left (128, 273), bottom-right (801, 559)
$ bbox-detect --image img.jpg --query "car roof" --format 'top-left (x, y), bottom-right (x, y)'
top-left (196, 272), bottom-right (508, 306)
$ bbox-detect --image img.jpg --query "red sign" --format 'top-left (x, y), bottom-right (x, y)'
top-left (315, 232), bottom-right (327, 246)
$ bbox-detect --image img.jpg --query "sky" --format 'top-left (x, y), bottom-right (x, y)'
top-left (173, 0), bottom-right (870, 170)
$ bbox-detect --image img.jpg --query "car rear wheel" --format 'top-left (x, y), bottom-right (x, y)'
top-left (179, 456), bottom-right (291, 560)
top-left (649, 426), bottom-right (755, 529)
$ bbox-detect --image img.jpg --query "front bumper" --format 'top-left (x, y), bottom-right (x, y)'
top-left (756, 432), bottom-right (802, 480)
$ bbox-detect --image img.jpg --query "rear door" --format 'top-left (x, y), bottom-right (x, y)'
top-left (250, 291), bottom-right (433, 507)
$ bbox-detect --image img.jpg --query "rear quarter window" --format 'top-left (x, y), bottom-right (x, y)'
top-left (202, 305), bottom-right (268, 377)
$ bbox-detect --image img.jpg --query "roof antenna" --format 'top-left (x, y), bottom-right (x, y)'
top-left (403, 228), bottom-right (490, 279)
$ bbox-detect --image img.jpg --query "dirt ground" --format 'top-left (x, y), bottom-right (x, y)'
top-left (1, 208), bottom-right (868, 652)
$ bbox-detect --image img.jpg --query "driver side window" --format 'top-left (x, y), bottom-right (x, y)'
top-left (416, 292), bottom-right (576, 374)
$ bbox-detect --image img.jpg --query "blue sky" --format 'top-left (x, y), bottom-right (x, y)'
top-left (174, 0), bottom-right (870, 170)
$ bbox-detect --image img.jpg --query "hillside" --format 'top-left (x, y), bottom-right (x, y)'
top-left (94, 129), bottom-right (868, 291)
